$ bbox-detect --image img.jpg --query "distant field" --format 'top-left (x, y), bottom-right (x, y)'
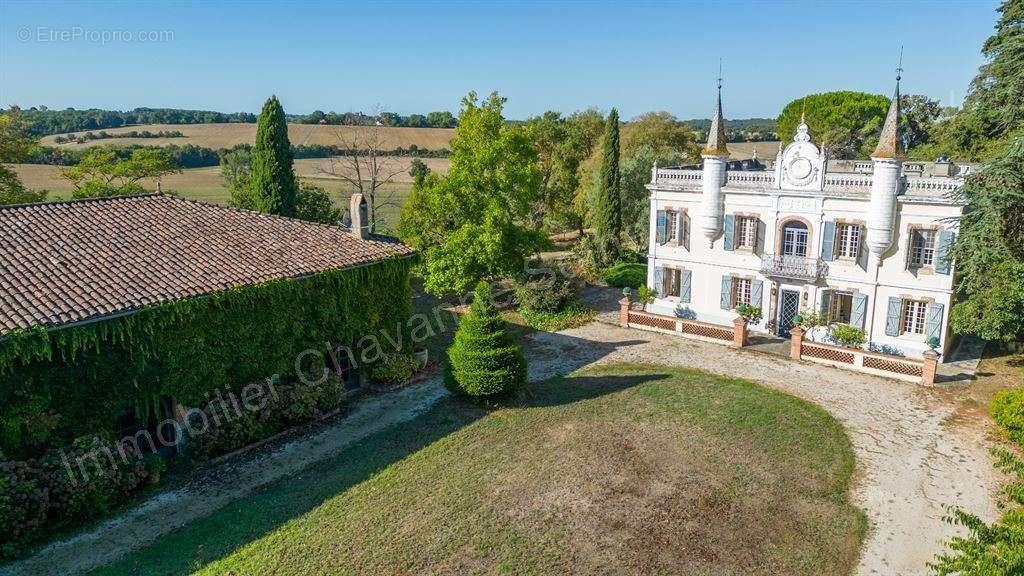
top-left (7, 156), bottom-right (450, 228)
top-left (39, 123), bottom-right (456, 151)
top-left (726, 141), bottom-right (780, 160)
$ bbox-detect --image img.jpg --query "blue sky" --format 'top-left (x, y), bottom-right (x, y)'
top-left (0, 0), bottom-right (1000, 120)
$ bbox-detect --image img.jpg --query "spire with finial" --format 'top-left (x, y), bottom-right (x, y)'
top-left (702, 63), bottom-right (730, 157)
top-left (872, 47), bottom-right (905, 159)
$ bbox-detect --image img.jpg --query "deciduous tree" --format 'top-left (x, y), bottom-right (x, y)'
top-left (398, 91), bottom-right (547, 295)
top-left (61, 148), bottom-right (179, 198)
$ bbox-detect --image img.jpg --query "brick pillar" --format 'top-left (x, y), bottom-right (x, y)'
top-left (619, 294), bottom-right (632, 328)
top-left (921, 349), bottom-right (939, 386)
top-left (789, 326), bottom-right (804, 360)
top-left (732, 317), bottom-right (747, 348)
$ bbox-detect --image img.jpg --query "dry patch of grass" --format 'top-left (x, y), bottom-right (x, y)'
top-left (93, 363), bottom-right (864, 576)
top-left (39, 123), bottom-right (455, 151)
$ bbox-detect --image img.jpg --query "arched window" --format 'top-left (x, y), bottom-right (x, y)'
top-left (781, 220), bottom-right (809, 257)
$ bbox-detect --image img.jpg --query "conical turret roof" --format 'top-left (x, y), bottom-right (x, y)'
top-left (872, 79), bottom-right (904, 159)
top-left (703, 85), bottom-right (730, 157)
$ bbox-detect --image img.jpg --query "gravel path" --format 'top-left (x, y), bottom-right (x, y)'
top-left (525, 321), bottom-right (1001, 576)
top-left (6, 315), bottom-right (1000, 576)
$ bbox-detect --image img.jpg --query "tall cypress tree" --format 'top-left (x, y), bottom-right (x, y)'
top-left (239, 96), bottom-right (297, 217)
top-left (593, 108), bottom-right (621, 264)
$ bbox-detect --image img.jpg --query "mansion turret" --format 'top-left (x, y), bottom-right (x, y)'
top-left (645, 79), bottom-right (967, 361)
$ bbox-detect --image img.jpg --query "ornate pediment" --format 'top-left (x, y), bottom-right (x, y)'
top-left (776, 118), bottom-right (826, 191)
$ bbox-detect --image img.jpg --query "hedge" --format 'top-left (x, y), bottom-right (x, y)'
top-left (602, 262), bottom-right (647, 289)
top-left (0, 256), bottom-right (414, 460)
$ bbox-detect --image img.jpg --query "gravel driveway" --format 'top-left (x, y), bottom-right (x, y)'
top-left (524, 320), bottom-right (1001, 576)
top-left (7, 311), bottom-right (1000, 576)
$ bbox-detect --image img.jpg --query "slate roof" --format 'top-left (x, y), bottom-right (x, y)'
top-left (0, 193), bottom-right (414, 337)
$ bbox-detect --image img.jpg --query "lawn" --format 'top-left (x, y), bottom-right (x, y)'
top-left (92, 363), bottom-right (864, 576)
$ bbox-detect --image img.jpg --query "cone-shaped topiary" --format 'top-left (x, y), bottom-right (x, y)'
top-left (444, 281), bottom-right (527, 398)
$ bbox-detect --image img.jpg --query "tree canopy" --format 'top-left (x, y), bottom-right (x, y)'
top-left (398, 92), bottom-right (547, 295)
top-left (949, 134), bottom-right (1024, 341)
top-left (776, 91), bottom-right (890, 159)
top-left (61, 148), bottom-right (179, 199)
top-left (0, 108), bottom-right (48, 205)
top-left (591, 108), bottom-right (622, 265)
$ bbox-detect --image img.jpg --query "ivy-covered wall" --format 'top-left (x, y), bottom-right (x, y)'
top-left (0, 256), bottom-right (413, 459)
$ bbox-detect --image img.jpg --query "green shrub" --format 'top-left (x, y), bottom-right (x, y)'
top-left (519, 302), bottom-right (597, 332)
top-left (992, 388), bottom-right (1024, 446)
top-left (637, 285), bottom-right (657, 306)
top-left (371, 354), bottom-right (420, 386)
top-left (513, 274), bottom-right (577, 313)
top-left (735, 303), bottom-right (763, 324)
top-left (190, 376), bottom-right (343, 459)
top-left (602, 263), bottom-right (647, 289)
top-left (829, 324), bottom-right (867, 348)
top-left (1, 436), bottom-right (153, 560)
top-left (444, 282), bottom-right (527, 398)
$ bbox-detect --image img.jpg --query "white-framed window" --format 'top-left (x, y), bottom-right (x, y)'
top-left (662, 268), bottom-right (681, 298)
top-left (836, 224), bottom-right (860, 259)
top-left (736, 216), bottom-right (758, 249)
top-left (901, 299), bottom-right (928, 334)
top-left (665, 210), bottom-right (678, 244)
top-left (731, 277), bottom-right (752, 307)
top-left (909, 229), bottom-right (937, 268)
top-left (828, 291), bottom-right (854, 323)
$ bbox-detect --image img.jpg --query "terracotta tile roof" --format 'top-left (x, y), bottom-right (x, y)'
top-left (0, 193), bottom-right (414, 336)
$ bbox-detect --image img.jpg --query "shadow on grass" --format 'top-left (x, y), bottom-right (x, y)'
top-left (92, 341), bottom-right (665, 576)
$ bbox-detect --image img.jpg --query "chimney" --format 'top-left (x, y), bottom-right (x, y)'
top-left (349, 193), bottom-right (369, 239)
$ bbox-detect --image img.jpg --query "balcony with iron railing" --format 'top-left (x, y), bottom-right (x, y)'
top-left (759, 254), bottom-right (828, 281)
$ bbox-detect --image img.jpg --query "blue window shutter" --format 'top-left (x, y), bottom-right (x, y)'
top-left (655, 210), bottom-right (667, 244)
top-left (680, 269), bottom-right (692, 303)
top-left (851, 293), bottom-right (867, 329)
top-left (682, 212), bottom-right (690, 250)
top-left (819, 289), bottom-right (830, 316)
top-left (926, 302), bottom-right (945, 342)
top-left (821, 221), bottom-right (836, 261)
top-left (935, 230), bottom-right (955, 275)
top-left (756, 219), bottom-right (767, 254)
top-left (653, 266), bottom-right (664, 295)
top-left (720, 275), bottom-right (733, 309)
top-left (885, 297), bottom-right (902, 336)
top-left (723, 214), bottom-right (735, 251)
top-left (751, 279), bottom-right (763, 308)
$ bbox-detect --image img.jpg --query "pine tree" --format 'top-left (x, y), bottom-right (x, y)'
top-left (444, 281), bottom-right (527, 398)
top-left (235, 96), bottom-right (297, 216)
top-left (593, 108), bottom-right (621, 265)
top-left (966, 0), bottom-right (1024, 137)
top-left (949, 134), bottom-right (1024, 341)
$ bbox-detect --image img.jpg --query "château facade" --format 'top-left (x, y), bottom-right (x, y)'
top-left (644, 80), bottom-right (967, 361)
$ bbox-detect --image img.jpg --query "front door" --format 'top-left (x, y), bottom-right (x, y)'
top-left (778, 289), bottom-right (801, 337)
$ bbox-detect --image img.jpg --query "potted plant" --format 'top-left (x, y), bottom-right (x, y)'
top-left (829, 324), bottom-right (867, 349)
top-left (735, 303), bottom-right (763, 325)
top-left (636, 285), bottom-right (657, 311)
